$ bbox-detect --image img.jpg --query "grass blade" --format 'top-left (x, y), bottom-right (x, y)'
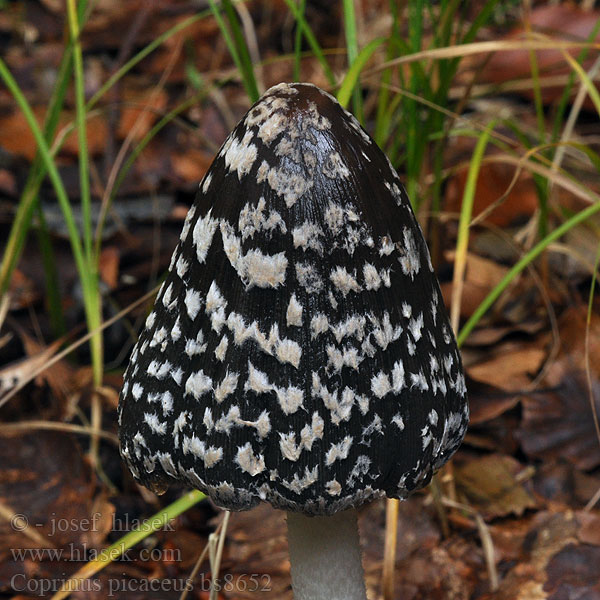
top-left (337, 37), bottom-right (385, 109)
top-left (51, 490), bottom-right (206, 600)
top-left (34, 206), bottom-right (66, 336)
top-left (342, 0), bottom-right (358, 64)
top-left (374, 1), bottom-right (399, 146)
top-left (88, 12), bottom-right (208, 110)
top-left (0, 60), bottom-right (87, 293)
top-left (282, 0), bottom-right (336, 87)
top-left (293, 0), bottom-right (307, 81)
top-left (457, 200), bottom-right (600, 347)
top-left (0, 53), bottom-right (104, 392)
top-left (450, 120), bottom-right (496, 333)
top-left (585, 241), bottom-right (600, 461)
top-left (109, 93), bottom-right (208, 213)
top-left (1, 10), bottom-right (208, 300)
top-left (0, 21), bottom-right (78, 298)
top-left (371, 39), bottom-right (598, 74)
top-left (67, 0), bottom-right (103, 386)
top-left (561, 49), bottom-right (600, 117)
top-left (221, 0), bottom-right (259, 102)
top-left (549, 18), bottom-right (600, 144)
top-left (208, 0), bottom-right (258, 102)
top-left (66, 0), bottom-right (93, 265)
top-left (342, 0), bottom-right (362, 118)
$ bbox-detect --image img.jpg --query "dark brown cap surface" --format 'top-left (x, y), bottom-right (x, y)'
top-left (118, 83), bottom-right (468, 515)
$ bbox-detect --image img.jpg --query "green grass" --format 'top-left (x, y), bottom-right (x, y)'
top-left (51, 490), bottom-right (206, 599)
top-left (457, 198), bottom-right (600, 346)
top-left (0, 8), bottom-right (214, 376)
top-left (282, 0), bottom-right (336, 87)
top-left (208, 0), bottom-right (260, 102)
top-left (293, 0), bottom-right (307, 81)
top-left (382, 0), bottom-right (501, 211)
top-left (341, 0), bottom-right (363, 120)
top-left (66, 0), bottom-right (103, 386)
top-left (451, 120), bottom-right (497, 334)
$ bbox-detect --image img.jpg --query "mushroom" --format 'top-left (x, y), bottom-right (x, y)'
top-left (118, 82), bottom-right (468, 600)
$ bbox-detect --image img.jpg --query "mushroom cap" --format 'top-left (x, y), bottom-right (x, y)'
top-left (118, 83), bottom-right (468, 516)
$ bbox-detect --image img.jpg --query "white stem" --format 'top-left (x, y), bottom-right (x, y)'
top-left (286, 509), bottom-right (367, 600)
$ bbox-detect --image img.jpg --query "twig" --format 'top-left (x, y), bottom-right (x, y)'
top-left (382, 498), bottom-right (399, 600)
top-left (179, 520), bottom-right (224, 600)
top-left (0, 288), bottom-right (158, 410)
top-left (442, 497), bottom-right (499, 591)
top-left (0, 420), bottom-right (119, 444)
top-left (209, 511), bottom-right (231, 600)
top-left (0, 499), bottom-right (55, 547)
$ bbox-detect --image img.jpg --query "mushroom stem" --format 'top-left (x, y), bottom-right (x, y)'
top-left (286, 508), bottom-right (367, 600)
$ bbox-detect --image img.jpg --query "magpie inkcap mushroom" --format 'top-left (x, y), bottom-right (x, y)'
top-left (118, 82), bottom-right (468, 598)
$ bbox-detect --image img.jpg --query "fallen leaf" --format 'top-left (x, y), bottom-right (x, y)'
top-left (441, 252), bottom-right (509, 322)
top-left (0, 330), bottom-right (74, 402)
top-left (480, 4), bottom-right (600, 108)
top-left (99, 246), bottom-right (120, 290)
top-left (464, 320), bottom-right (546, 347)
top-left (455, 454), bottom-right (537, 518)
top-left (479, 511), bottom-right (580, 600)
top-left (171, 148), bottom-right (213, 184)
top-left (576, 512), bottom-right (600, 546)
top-left (518, 370), bottom-right (600, 471)
top-left (544, 304), bottom-right (600, 379)
top-left (461, 376), bottom-right (519, 425)
top-left (445, 162), bottom-right (539, 228)
top-left (544, 543), bottom-right (600, 597)
top-left (0, 107), bottom-right (108, 161)
top-left (467, 342), bottom-right (546, 392)
top-left (532, 460), bottom-right (600, 508)
top-left (0, 430), bottom-right (94, 557)
top-left (210, 507), bottom-right (290, 599)
top-left (7, 269), bottom-right (39, 310)
top-left (117, 86), bottom-right (169, 142)
top-left (0, 168), bottom-right (17, 196)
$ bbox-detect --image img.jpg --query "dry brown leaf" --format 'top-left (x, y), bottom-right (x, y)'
top-left (441, 252), bottom-right (509, 322)
top-left (445, 162), bottom-right (539, 228)
top-left (7, 269), bottom-right (39, 310)
top-left (455, 454), bottom-right (537, 518)
top-left (0, 331), bottom-right (74, 402)
top-left (146, 15), bottom-right (221, 82)
top-left (576, 511), bottom-right (600, 546)
top-left (0, 431), bottom-right (94, 554)
top-left (217, 504), bottom-right (291, 599)
top-left (544, 304), bottom-right (600, 381)
top-left (480, 4), bottom-right (600, 108)
top-left (467, 342), bottom-right (546, 392)
top-left (38, 0), bottom-right (123, 13)
top-left (518, 370), bottom-right (600, 471)
top-left (464, 320), bottom-right (546, 347)
top-left (117, 86), bottom-right (169, 142)
top-left (532, 461), bottom-right (600, 508)
top-left (171, 148), bottom-right (213, 184)
top-left (99, 246), bottom-right (121, 290)
top-left (0, 168), bottom-right (17, 196)
top-left (544, 542), bottom-right (600, 597)
top-left (0, 107), bottom-right (108, 161)
top-left (479, 511), bottom-right (580, 600)
top-left (514, 304), bottom-right (600, 470)
top-left (488, 517), bottom-right (533, 564)
top-left (466, 376), bottom-right (520, 425)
